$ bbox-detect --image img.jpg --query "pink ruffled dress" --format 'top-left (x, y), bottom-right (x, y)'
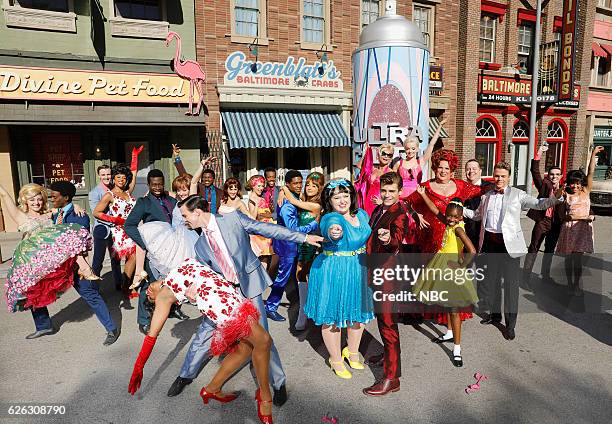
top-left (354, 145), bottom-right (391, 217)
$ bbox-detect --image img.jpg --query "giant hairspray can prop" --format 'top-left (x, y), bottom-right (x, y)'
top-left (352, 1), bottom-right (430, 169)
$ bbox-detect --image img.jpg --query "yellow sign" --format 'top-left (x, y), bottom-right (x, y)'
top-left (0, 66), bottom-right (199, 103)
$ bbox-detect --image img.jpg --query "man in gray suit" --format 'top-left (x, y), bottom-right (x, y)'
top-left (464, 161), bottom-right (563, 340)
top-left (166, 195), bottom-right (323, 406)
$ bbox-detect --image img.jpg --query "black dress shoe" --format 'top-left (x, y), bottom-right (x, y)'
top-left (452, 354), bottom-right (463, 367)
top-left (273, 384), bottom-right (287, 407)
top-left (25, 328), bottom-right (56, 339)
top-left (504, 328), bottom-right (516, 340)
top-left (169, 307), bottom-right (190, 321)
top-left (103, 329), bottom-right (120, 346)
top-left (167, 376), bottom-right (193, 397)
top-left (139, 324), bottom-right (150, 335)
top-left (480, 317), bottom-right (501, 325)
top-left (266, 310), bottom-right (286, 322)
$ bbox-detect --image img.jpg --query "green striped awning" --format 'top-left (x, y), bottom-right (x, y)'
top-left (429, 116), bottom-right (449, 139)
top-left (221, 110), bottom-right (350, 149)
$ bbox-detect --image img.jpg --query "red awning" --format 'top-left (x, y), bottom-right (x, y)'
top-left (600, 43), bottom-right (612, 57)
top-left (593, 42), bottom-right (607, 57)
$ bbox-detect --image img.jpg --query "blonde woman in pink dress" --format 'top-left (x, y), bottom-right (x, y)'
top-left (354, 142), bottom-right (394, 216)
top-left (555, 146), bottom-right (602, 296)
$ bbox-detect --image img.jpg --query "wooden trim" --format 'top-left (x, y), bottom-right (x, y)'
top-left (481, 0), bottom-right (507, 22)
top-left (479, 61), bottom-right (502, 70)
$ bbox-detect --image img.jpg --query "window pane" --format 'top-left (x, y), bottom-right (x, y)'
top-left (480, 15), bottom-right (495, 63)
top-left (545, 143), bottom-right (563, 170)
top-left (16, 0), bottom-right (68, 12)
top-left (476, 142), bottom-right (496, 176)
top-left (114, 0), bottom-right (161, 21)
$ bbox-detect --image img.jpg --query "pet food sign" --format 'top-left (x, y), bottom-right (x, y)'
top-left (223, 51), bottom-right (344, 91)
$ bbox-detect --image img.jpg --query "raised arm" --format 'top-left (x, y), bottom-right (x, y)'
top-left (420, 118), bottom-right (446, 166)
top-left (531, 146), bottom-right (546, 191)
top-left (129, 145), bottom-right (144, 193)
top-left (587, 146), bottom-right (605, 192)
top-left (519, 189), bottom-right (563, 210)
top-left (172, 144), bottom-right (189, 177)
top-left (0, 184), bottom-right (28, 227)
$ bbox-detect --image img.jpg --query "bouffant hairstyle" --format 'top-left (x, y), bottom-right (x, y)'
top-left (18, 183), bottom-right (48, 213)
top-left (111, 163), bottom-right (133, 190)
top-left (565, 169), bottom-right (587, 189)
top-left (172, 175), bottom-right (192, 193)
top-left (304, 172), bottom-right (325, 204)
top-left (222, 177), bottom-right (242, 202)
top-left (321, 179), bottom-right (358, 216)
top-left (246, 175), bottom-right (266, 191)
top-left (431, 149), bottom-right (459, 172)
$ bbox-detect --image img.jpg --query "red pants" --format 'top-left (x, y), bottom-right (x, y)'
top-left (376, 311), bottom-right (401, 379)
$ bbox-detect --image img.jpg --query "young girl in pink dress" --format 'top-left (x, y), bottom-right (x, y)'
top-left (555, 146), bottom-right (602, 296)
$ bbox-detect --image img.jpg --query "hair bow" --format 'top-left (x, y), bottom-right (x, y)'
top-left (465, 372), bottom-right (488, 394)
top-left (327, 179), bottom-right (350, 190)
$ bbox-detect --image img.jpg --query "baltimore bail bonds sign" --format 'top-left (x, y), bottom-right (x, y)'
top-left (0, 66), bottom-right (199, 103)
top-left (223, 51), bottom-right (344, 91)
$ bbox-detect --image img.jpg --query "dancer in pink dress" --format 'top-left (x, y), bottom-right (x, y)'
top-left (354, 142), bottom-right (394, 216)
top-left (555, 146), bottom-right (602, 296)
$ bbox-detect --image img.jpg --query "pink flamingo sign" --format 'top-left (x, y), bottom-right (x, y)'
top-left (165, 31), bottom-right (205, 115)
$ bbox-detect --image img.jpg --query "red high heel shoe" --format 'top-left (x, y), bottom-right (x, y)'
top-left (255, 388), bottom-right (273, 424)
top-left (199, 387), bottom-right (239, 405)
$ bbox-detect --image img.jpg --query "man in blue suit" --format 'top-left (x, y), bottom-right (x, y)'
top-left (165, 195), bottom-right (323, 406)
top-left (28, 181), bottom-right (119, 346)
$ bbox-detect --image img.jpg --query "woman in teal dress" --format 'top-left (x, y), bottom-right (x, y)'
top-left (280, 172), bottom-right (325, 331)
top-left (304, 178), bottom-right (373, 379)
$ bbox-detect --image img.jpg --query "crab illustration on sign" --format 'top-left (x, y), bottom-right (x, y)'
top-left (165, 31), bottom-right (205, 116)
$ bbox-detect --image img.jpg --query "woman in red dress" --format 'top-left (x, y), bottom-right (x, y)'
top-left (404, 149), bottom-right (486, 323)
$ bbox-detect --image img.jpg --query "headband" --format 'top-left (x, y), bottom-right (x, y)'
top-left (327, 179), bottom-right (350, 190)
top-left (449, 200), bottom-right (463, 207)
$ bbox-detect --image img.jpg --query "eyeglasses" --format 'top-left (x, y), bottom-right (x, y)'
top-left (380, 152), bottom-right (393, 158)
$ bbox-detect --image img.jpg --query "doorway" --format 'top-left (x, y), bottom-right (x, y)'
top-left (512, 142), bottom-right (528, 190)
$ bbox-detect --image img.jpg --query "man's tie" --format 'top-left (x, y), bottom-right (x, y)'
top-left (56, 209), bottom-right (64, 225)
top-left (204, 229), bottom-right (237, 284)
top-left (158, 197), bottom-right (172, 222)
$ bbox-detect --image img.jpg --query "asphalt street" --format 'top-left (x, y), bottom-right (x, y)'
top-left (0, 216), bottom-right (611, 424)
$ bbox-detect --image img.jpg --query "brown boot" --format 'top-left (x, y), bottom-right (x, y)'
top-left (362, 378), bottom-right (400, 396)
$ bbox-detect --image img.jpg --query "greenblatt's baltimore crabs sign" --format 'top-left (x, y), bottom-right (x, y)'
top-left (223, 51), bottom-right (344, 91)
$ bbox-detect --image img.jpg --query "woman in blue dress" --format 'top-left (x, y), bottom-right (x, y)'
top-left (304, 178), bottom-right (373, 379)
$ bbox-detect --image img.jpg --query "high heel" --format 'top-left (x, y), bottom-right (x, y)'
top-left (255, 389), bottom-right (273, 424)
top-left (199, 387), bottom-right (239, 404)
top-left (329, 358), bottom-right (352, 379)
top-left (129, 271), bottom-right (148, 290)
top-left (341, 347), bottom-right (365, 370)
top-left (78, 270), bottom-right (102, 281)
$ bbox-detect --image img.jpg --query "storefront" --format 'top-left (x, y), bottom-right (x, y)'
top-left (476, 73), bottom-right (580, 188)
top-left (215, 51), bottom-right (353, 184)
top-left (0, 65), bottom-right (204, 230)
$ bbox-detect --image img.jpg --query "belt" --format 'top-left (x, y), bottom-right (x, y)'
top-left (322, 247), bottom-right (366, 256)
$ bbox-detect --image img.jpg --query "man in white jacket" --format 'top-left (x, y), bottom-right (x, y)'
top-left (464, 161), bottom-right (563, 340)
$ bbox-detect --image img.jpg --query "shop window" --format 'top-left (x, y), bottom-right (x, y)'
top-left (512, 121), bottom-right (529, 139)
top-left (109, 0), bottom-right (169, 39)
top-left (4, 0), bottom-right (76, 32)
top-left (30, 133), bottom-right (85, 189)
top-left (545, 120), bottom-right (567, 173)
top-left (230, 0), bottom-right (268, 44)
top-left (284, 148), bottom-right (311, 172)
top-left (10, 0), bottom-right (67, 12)
top-left (517, 24), bottom-right (533, 73)
top-left (475, 117), bottom-right (500, 178)
top-left (599, 0), bottom-right (612, 8)
top-left (257, 147), bottom-right (278, 172)
top-left (362, 0), bottom-right (382, 28)
top-left (479, 15), bottom-right (496, 63)
top-left (301, 0), bottom-right (331, 49)
top-left (413, 3), bottom-right (434, 53)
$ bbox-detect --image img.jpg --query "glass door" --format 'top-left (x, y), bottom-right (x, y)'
top-left (513, 142), bottom-right (528, 190)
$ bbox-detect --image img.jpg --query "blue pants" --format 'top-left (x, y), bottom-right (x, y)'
top-left (30, 277), bottom-right (116, 333)
top-left (91, 225), bottom-right (122, 286)
top-left (179, 294), bottom-right (286, 390)
top-left (265, 255), bottom-right (297, 313)
top-left (137, 260), bottom-right (155, 326)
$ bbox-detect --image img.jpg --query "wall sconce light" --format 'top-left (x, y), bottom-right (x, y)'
top-left (508, 141), bottom-right (515, 153)
top-left (316, 44), bottom-right (328, 76)
top-left (248, 38), bottom-right (258, 73)
top-left (95, 146), bottom-right (102, 158)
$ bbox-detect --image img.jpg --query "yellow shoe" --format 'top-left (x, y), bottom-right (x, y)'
top-left (342, 347), bottom-right (365, 370)
top-left (329, 358), bottom-right (352, 379)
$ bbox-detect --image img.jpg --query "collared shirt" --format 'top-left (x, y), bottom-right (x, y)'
top-left (484, 186), bottom-right (507, 233)
top-left (203, 186), bottom-right (218, 214)
top-left (54, 203), bottom-right (73, 224)
top-left (204, 214), bottom-right (237, 282)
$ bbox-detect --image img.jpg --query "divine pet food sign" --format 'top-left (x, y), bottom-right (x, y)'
top-left (223, 51), bottom-right (344, 91)
top-left (0, 66), bottom-right (199, 103)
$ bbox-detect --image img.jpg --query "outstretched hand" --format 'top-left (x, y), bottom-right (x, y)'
top-left (201, 156), bottom-right (217, 167)
top-left (304, 234), bottom-right (324, 247)
top-left (172, 144), bottom-right (181, 157)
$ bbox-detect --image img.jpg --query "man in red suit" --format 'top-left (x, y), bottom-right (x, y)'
top-left (363, 172), bottom-right (414, 396)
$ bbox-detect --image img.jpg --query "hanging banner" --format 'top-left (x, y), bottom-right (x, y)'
top-left (558, 0), bottom-right (578, 101)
